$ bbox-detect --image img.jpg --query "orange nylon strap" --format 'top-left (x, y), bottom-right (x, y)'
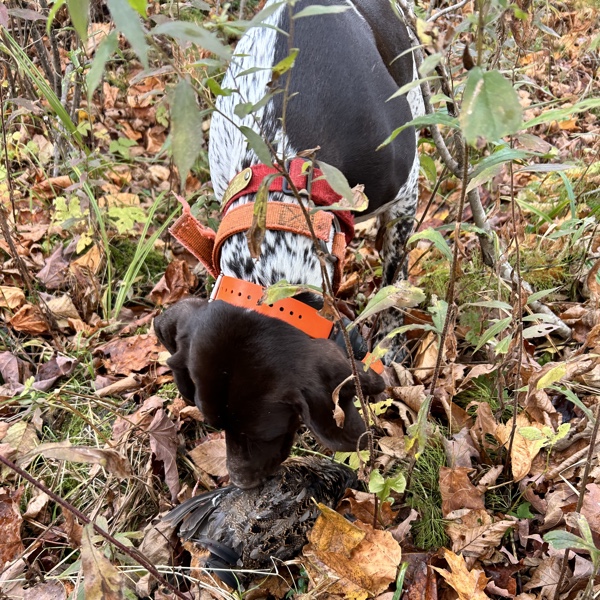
top-left (169, 198), bottom-right (219, 278)
top-left (211, 275), bottom-right (385, 374)
top-left (169, 199), bottom-right (346, 291)
top-left (212, 274), bottom-right (334, 339)
top-left (214, 203), bottom-right (346, 292)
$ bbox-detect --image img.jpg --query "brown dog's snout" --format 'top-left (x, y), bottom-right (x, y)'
top-left (224, 429), bottom-right (297, 489)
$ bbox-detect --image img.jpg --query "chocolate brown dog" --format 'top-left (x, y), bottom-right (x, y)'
top-left (155, 298), bottom-right (384, 489)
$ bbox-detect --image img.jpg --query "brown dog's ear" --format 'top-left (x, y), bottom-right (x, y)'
top-left (296, 339), bottom-right (385, 452)
top-left (154, 298), bottom-right (208, 403)
top-left (154, 297), bottom-right (207, 354)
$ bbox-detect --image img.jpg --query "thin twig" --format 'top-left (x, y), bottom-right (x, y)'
top-left (38, 0), bottom-right (63, 97)
top-left (0, 454), bottom-right (189, 600)
top-left (553, 404), bottom-right (600, 600)
top-left (427, 0), bottom-right (470, 22)
top-left (505, 153), bottom-right (525, 472)
top-left (428, 143), bottom-right (470, 426)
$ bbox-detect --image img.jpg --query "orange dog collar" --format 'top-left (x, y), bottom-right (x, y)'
top-left (210, 274), bottom-right (384, 374)
top-left (211, 274), bottom-right (334, 338)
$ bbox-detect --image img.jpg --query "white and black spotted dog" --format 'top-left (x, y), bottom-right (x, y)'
top-left (155, 0), bottom-right (424, 488)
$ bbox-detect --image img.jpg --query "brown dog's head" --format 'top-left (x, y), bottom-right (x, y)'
top-left (155, 298), bottom-right (385, 488)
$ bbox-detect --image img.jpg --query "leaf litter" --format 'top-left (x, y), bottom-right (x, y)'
top-left (0, 1), bottom-right (599, 599)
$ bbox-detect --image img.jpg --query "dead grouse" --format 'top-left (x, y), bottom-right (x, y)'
top-left (165, 456), bottom-right (357, 587)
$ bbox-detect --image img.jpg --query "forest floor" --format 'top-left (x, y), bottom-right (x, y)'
top-left (1, 0), bottom-right (600, 599)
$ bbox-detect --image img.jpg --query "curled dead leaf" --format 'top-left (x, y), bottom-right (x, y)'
top-left (495, 414), bottom-right (545, 482)
top-left (189, 436), bottom-right (228, 478)
top-left (81, 525), bottom-right (128, 599)
top-left (338, 489), bottom-right (396, 528)
top-left (439, 467), bottom-right (485, 517)
top-left (332, 374), bottom-right (354, 428)
top-left (413, 331), bottom-right (439, 383)
top-left (0, 286), bottom-right (26, 310)
top-left (19, 442), bottom-right (133, 479)
top-left (303, 503), bottom-right (402, 597)
top-left (9, 304), bottom-right (49, 335)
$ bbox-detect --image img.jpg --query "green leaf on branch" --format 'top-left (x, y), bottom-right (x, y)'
top-left (544, 529), bottom-right (597, 553)
top-left (408, 228), bottom-right (452, 261)
top-left (66, 0), bottom-right (89, 42)
top-left (128, 0), bottom-right (148, 18)
top-left (523, 98), bottom-right (600, 129)
top-left (239, 126), bottom-right (273, 166)
top-left (247, 174), bottom-right (278, 259)
top-left (293, 5), bottom-right (350, 18)
top-left (316, 161), bottom-right (355, 205)
top-left (460, 67), bottom-right (523, 145)
top-left (349, 283), bottom-right (425, 330)
top-left (272, 48), bottom-right (299, 77)
top-left (171, 79), bottom-right (204, 188)
top-left (260, 281), bottom-right (322, 305)
top-left (152, 21), bottom-right (231, 59)
top-left (473, 317), bottom-right (512, 352)
top-left (47, 0), bottom-right (66, 33)
top-left (406, 396), bottom-right (432, 458)
top-left (378, 113), bottom-right (458, 149)
top-left (206, 78), bottom-right (233, 97)
top-left (107, 0), bottom-right (149, 69)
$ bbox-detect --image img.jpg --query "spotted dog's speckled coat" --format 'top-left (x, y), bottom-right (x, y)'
top-left (156, 0), bottom-right (424, 490)
top-left (210, 0), bottom-right (424, 296)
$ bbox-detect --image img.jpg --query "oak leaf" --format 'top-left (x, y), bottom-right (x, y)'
top-left (439, 467), bottom-right (485, 517)
top-left (495, 414), bottom-right (545, 481)
top-left (446, 509), bottom-right (516, 558)
top-left (432, 548), bottom-right (490, 600)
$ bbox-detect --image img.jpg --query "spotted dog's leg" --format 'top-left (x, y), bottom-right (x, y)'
top-left (375, 153), bottom-right (420, 365)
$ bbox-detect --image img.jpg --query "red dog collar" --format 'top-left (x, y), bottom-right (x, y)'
top-left (221, 159), bottom-right (355, 245)
top-left (211, 274), bottom-right (384, 374)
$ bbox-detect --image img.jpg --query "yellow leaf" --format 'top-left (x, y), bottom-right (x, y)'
top-left (0, 286), bottom-right (26, 309)
top-left (495, 414), bottom-right (545, 481)
top-left (536, 363), bottom-right (567, 390)
top-left (303, 503), bottom-right (401, 597)
top-left (81, 524), bottom-right (128, 600)
top-left (432, 548), bottom-right (490, 600)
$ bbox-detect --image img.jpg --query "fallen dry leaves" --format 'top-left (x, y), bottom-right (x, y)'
top-left (439, 467), bottom-right (485, 516)
top-left (445, 509), bottom-right (516, 558)
top-left (0, 489), bottom-right (24, 568)
top-left (495, 414), bottom-right (546, 481)
top-left (303, 503), bottom-right (402, 598)
top-left (432, 548), bottom-right (489, 600)
top-left (1, 2), bottom-right (599, 599)
top-left (188, 434), bottom-right (228, 478)
top-left (81, 525), bottom-right (128, 600)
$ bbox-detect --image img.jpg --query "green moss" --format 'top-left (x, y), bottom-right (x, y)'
top-left (455, 374), bottom-right (514, 422)
top-left (417, 252), bottom-right (504, 306)
top-left (406, 441), bottom-right (449, 550)
top-left (514, 244), bottom-right (579, 294)
top-left (111, 238), bottom-right (168, 286)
